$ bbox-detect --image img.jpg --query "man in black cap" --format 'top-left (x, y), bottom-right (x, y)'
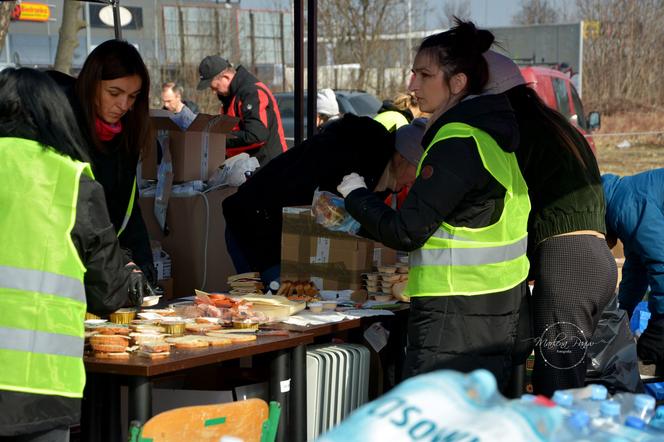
top-left (197, 56), bottom-right (287, 166)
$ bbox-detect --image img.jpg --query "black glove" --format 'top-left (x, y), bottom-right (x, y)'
top-left (126, 264), bottom-right (155, 307)
top-left (637, 318), bottom-right (664, 363)
top-left (139, 262), bottom-right (158, 286)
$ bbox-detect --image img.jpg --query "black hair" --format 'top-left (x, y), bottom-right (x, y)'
top-left (507, 84), bottom-right (592, 168)
top-left (0, 68), bottom-right (89, 162)
top-left (417, 18), bottom-right (494, 95)
top-left (75, 39), bottom-right (151, 157)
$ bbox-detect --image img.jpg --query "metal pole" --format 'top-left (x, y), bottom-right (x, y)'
top-left (578, 21), bottom-right (584, 97)
top-left (306, 0), bottom-right (317, 139)
top-left (294, 0), bottom-right (304, 146)
top-left (112, 0), bottom-right (122, 40)
top-left (85, 3), bottom-right (92, 56)
top-left (406, 0), bottom-right (412, 55)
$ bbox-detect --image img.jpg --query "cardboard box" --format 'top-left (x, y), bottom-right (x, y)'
top-left (280, 207), bottom-right (375, 290)
top-left (139, 186), bottom-right (238, 297)
top-left (142, 109), bottom-right (238, 182)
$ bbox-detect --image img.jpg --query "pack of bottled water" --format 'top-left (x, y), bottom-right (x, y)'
top-left (318, 369), bottom-right (663, 442)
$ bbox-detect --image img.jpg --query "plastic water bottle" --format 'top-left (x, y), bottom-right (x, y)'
top-left (626, 394), bottom-right (656, 423)
top-left (612, 393), bottom-right (656, 423)
top-left (592, 400), bottom-right (622, 427)
top-left (577, 384), bottom-right (609, 418)
top-left (648, 405), bottom-right (664, 432)
top-left (552, 390), bottom-right (574, 410)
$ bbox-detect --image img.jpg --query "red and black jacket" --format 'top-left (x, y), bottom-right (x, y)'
top-left (219, 66), bottom-right (287, 166)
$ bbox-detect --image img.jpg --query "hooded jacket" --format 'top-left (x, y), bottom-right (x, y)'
top-left (344, 93), bottom-right (520, 251)
top-left (218, 66), bottom-right (287, 166)
top-left (46, 70), bottom-right (156, 283)
top-left (0, 173), bottom-right (131, 436)
top-left (222, 114), bottom-right (394, 273)
top-left (603, 170), bottom-right (664, 315)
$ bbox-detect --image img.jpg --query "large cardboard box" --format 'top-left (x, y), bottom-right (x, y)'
top-left (139, 186), bottom-right (238, 297)
top-left (143, 109), bottom-right (237, 182)
top-left (280, 207), bottom-right (375, 290)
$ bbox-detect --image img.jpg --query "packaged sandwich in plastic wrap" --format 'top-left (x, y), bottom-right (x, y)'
top-left (311, 188), bottom-right (361, 235)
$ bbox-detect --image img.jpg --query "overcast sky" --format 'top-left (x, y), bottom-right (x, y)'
top-left (237, 0), bottom-right (575, 29)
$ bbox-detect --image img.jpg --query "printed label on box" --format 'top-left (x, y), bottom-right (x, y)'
top-left (311, 237), bottom-right (330, 264)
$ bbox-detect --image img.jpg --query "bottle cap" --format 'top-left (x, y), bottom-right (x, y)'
top-left (634, 394), bottom-right (655, 411)
top-left (468, 369), bottom-right (497, 402)
top-left (520, 394), bottom-right (536, 403)
top-left (552, 391), bottom-right (573, 408)
top-left (568, 410), bottom-right (590, 430)
top-left (269, 281), bottom-right (280, 292)
top-left (625, 416), bottom-right (645, 430)
top-left (590, 384), bottom-right (608, 401)
top-left (600, 400), bottom-right (621, 417)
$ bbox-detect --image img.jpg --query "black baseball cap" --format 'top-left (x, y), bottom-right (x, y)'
top-left (197, 56), bottom-right (231, 90)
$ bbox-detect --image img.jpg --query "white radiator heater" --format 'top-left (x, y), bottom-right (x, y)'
top-left (306, 343), bottom-right (370, 441)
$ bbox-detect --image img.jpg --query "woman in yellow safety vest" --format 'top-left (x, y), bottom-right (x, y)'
top-left (0, 68), bottom-right (141, 440)
top-left (338, 20), bottom-right (531, 390)
top-left (48, 40), bottom-right (157, 287)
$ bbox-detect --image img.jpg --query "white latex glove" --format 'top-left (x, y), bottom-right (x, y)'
top-left (337, 173), bottom-right (367, 198)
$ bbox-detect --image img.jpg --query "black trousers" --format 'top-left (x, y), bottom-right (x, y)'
top-left (404, 283), bottom-right (526, 392)
top-left (530, 235), bottom-right (617, 397)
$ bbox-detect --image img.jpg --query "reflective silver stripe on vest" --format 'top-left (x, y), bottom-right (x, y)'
top-left (0, 326), bottom-right (83, 358)
top-left (411, 237), bottom-right (528, 267)
top-left (0, 265), bottom-right (85, 303)
top-left (431, 229), bottom-right (473, 241)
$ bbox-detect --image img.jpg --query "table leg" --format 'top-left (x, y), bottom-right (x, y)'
top-left (106, 375), bottom-right (121, 442)
top-left (291, 344), bottom-right (307, 442)
top-left (81, 373), bottom-right (101, 442)
top-left (128, 376), bottom-right (152, 425)
top-left (269, 349), bottom-right (290, 442)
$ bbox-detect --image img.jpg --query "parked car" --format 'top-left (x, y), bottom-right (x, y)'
top-left (275, 90), bottom-right (382, 147)
top-left (519, 66), bottom-right (601, 152)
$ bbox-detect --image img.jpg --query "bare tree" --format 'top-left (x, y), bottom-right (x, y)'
top-left (576, 0), bottom-right (664, 113)
top-left (54, 0), bottom-right (86, 73)
top-left (439, 0), bottom-right (471, 28)
top-left (317, 0), bottom-right (425, 98)
top-left (512, 0), bottom-right (559, 25)
top-left (0, 1), bottom-right (16, 55)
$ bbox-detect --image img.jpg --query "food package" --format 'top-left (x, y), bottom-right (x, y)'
top-left (311, 188), bottom-right (360, 235)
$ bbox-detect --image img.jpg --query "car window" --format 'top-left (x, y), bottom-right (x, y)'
top-left (277, 95), bottom-right (294, 118)
top-left (348, 94), bottom-right (381, 116)
top-left (552, 78), bottom-right (571, 118)
top-left (569, 86), bottom-right (588, 130)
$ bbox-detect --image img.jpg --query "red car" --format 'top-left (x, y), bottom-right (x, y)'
top-left (519, 66), bottom-right (601, 152)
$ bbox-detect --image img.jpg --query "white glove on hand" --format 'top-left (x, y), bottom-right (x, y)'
top-left (337, 173), bottom-right (367, 198)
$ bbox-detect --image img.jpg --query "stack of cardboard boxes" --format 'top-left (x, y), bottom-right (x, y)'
top-left (280, 207), bottom-right (396, 290)
top-left (139, 110), bottom-right (238, 297)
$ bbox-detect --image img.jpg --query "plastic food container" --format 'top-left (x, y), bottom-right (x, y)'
top-left (321, 301), bottom-right (337, 311)
top-left (308, 302), bottom-right (323, 313)
top-left (232, 320), bottom-right (259, 330)
top-left (364, 273), bottom-right (380, 282)
top-left (85, 312), bottom-right (102, 320)
top-left (161, 320), bottom-right (186, 336)
top-left (373, 294), bottom-right (393, 302)
top-left (109, 309), bottom-right (136, 324)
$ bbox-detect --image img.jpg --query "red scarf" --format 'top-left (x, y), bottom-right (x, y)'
top-left (95, 118), bottom-right (123, 141)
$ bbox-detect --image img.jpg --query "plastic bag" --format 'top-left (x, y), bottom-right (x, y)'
top-left (311, 188), bottom-right (361, 235)
top-left (585, 294), bottom-right (645, 394)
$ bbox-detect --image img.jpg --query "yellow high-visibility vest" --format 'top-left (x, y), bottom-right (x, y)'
top-left (0, 137), bottom-right (90, 398)
top-left (406, 123), bottom-right (530, 297)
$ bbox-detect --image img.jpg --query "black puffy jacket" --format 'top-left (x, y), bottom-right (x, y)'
top-left (223, 114), bottom-right (394, 272)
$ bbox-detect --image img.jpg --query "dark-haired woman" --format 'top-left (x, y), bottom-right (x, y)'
top-left (0, 68), bottom-right (140, 440)
top-left (338, 20), bottom-right (530, 388)
top-left (48, 39), bottom-right (156, 284)
top-left (483, 51), bottom-right (616, 396)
